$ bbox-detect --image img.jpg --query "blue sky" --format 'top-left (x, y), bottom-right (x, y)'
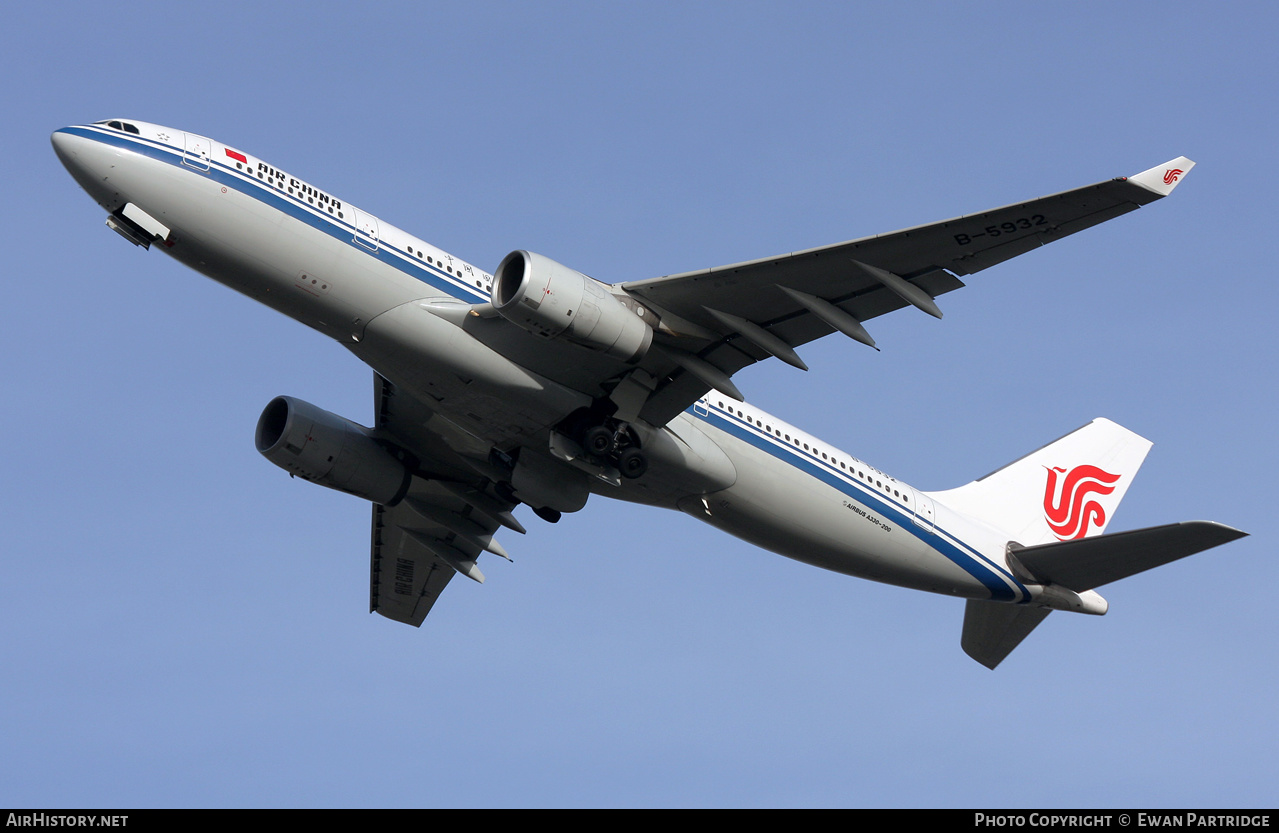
top-left (3, 0), bottom-right (1275, 808)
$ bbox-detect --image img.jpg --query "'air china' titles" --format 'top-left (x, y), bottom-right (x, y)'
top-left (256, 162), bottom-right (343, 211)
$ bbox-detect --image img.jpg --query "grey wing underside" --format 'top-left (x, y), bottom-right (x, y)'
top-left (369, 375), bottom-right (522, 626)
top-left (625, 159), bottom-right (1191, 425)
top-left (370, 502), bottom-right (458, 626)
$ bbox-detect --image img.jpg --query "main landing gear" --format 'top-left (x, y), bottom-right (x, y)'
top-left (561, 407), bottom-right (648, 481)
top-left (492, 408), bottom-right (648, 529)
top-left (582, 425), bottom-right (648, 480)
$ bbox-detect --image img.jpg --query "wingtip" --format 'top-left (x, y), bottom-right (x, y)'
top-left (1127, 156), bottom-right (1195, 197)
top-left (1185, 520), bottom-right (1249, 543)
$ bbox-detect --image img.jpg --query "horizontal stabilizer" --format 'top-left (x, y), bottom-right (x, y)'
top-left (1011, 521), bottom-right (1247, 591)
top-left (962, 601), bottom-right (1051, 670)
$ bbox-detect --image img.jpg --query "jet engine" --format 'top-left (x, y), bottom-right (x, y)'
top-left (492, 250), bottom-right (653, 363)
top-left (255, 396), bottom-right (411, 506)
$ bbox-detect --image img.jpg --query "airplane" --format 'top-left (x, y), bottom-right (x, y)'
top-left (51, 119), bottom-right (1246, 668)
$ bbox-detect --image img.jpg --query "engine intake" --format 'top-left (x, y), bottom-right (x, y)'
top-left (492, 250), bottom-right (653, 363)
top-left (255, 396), bottom-right (411, 506)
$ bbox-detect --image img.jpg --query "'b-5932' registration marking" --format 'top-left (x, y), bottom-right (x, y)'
top-left (953, 214), bottom-right (1047, 246)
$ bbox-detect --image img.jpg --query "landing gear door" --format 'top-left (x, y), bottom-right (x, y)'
top-left (183, 133), bottom-right (211, 171)
top-left (910, 488), bottom-right (936, 533)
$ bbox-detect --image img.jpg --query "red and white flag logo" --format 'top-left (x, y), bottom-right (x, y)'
top-left (1043, 465), bottom-right (1121, 540)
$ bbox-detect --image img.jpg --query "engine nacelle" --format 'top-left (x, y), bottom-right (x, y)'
top-left (492, 250), bottom-right (653, 363)
top-left (255, 396), bottom-right (411, 506)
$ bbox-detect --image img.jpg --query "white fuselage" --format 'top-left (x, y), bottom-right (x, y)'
top-left (52, 121), bottom-right (1031, 606)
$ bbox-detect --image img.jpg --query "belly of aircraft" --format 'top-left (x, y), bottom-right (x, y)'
top-left (62, 126), bottom-right (1011, 604)
top-left (681, 432), bottom-right (992, 598)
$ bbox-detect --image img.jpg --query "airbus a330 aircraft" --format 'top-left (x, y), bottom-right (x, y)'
top-left (52, 119), bottom-right (1246, 668)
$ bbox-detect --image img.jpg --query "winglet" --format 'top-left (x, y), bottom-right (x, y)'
top-left (1127, 157), bottom-right (1195, 197)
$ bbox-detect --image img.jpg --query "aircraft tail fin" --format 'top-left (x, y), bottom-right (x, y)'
top-left (930, 418), bottom-right (1152, 546)
top-left (962, 521), bottom-right (1246, 669)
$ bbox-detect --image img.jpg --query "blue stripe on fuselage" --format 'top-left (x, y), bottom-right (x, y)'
top-left (63, 126), bottom-right (1024, 601)
top-left (58, 126), bottom-right (489, 303)
top-left (693, 403), bottom-right (1025, 601)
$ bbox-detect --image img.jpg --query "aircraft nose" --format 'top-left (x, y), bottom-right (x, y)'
top-left (51, 127), bottom-right (121, 209)
top-left (50, 128), bottom-right (78, 169)
top-left (51, 127), bottom-right (97, 182)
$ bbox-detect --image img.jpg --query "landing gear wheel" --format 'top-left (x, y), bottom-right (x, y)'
top-left (584, 425), bottom-right (613, 457)
top-left (617, 446), bottom-right (648, 480)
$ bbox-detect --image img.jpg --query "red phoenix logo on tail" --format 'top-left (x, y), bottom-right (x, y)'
top-left (1163, 168), bottom-right (1184, 185)
top-left (1043, 465), bottom-right (1122, 540)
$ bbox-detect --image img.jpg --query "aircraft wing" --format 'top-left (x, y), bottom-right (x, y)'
top-left (370, 501), bottom-right (459, 625)
top-left (625, 158), bottom-right (1194, 425)
top-left (368, 375), bottom-right (522, 625)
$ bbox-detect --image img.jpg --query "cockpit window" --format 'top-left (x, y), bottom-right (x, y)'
top-left (96, 120), bottom-right (140, 134)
